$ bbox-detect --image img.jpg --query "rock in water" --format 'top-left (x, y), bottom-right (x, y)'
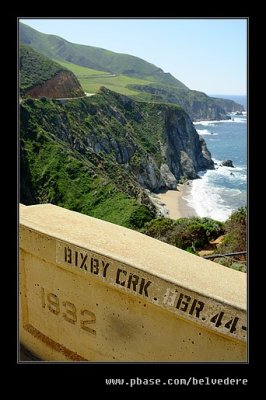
top-left (221, 160), bottom-right (235, 168)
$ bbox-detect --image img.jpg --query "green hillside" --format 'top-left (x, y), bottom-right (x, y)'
top-left (19, 22), bottom-right (244, 120)
top-left (20, 92), bottom-right (158, 228)
top-left (19, 44), bottom-right (67, 95)
top-left (54, 59), bottom-right (153, 96)
top-left (19, 22), bottom-right (187, 89)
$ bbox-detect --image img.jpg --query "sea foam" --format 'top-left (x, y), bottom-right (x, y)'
top-left (188, 114), bottom-right (247, 221)
top-left (196, 129), bottom-right (218, 136)
top-left (194, 116), bottom-right (246, 126)
top-left (183, 164), bottom-right (246, 222)
top-left (184, 172), bottom-right (241, 221)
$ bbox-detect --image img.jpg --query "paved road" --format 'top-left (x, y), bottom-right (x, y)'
top-left (55, 92), bottom-right (95, 101)
top-left (87, 74), bottom-right (116, 78)
top-left (20, 92), bottom-right (95, 103)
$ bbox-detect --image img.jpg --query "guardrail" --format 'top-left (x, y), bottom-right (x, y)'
top-left (203, 251), bottom-right (247, 260)
top-left (19, 204), bottom-right (247, 362)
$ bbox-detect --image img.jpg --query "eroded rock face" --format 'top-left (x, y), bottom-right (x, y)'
top-left (82, 97), bottom-right (214, 191)
top-left (95, 100), bottom-right (215, 191)
top-left (24, 70), bottom-right (84, 99)
top-left (128, 84), bottom-right (243, 121)
top-left (21, 88), bottom-right (215, 201)
top-left (159, 106), bottom-right (214, 185)
top-left (160, 164), bottom-right (178, 189)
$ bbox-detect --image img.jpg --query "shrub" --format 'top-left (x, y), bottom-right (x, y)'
top-left (218, 207), bottom-right (247, 254)
top-left (173, 218), bottom-right (207, 250)
top-left (231, 262), bottom-right (247, 273)
top-left (141, 217), bottom-right (175, 238)
top-left (128, 205), bottom-right (155, 229)
top-left (142, 216), bottom-right (224, 252)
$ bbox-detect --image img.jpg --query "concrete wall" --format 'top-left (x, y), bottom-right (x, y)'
top-left (19, 204), bottom-right (247, 362)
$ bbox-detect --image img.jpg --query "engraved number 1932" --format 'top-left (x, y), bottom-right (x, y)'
top-left (41, 287), bottom-right (96, 335)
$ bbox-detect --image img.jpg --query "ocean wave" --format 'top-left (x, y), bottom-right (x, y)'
top-left (194, 121), bottom-right (220, 126)
top-left (233, 166), bottom-right (246, 171)
top-left (199, 167), bottom-right (247, 184)
top-left (230, 117), bottom-right (246, 123)
top-left (184, 169), bottom-right (247, 221)
top-left (196, 129), bottom-right (218, 136)
top-left (194, 117), bottom-right (246, 126)
top-left (230, 189), bottom-right (242, 196)
top-left (213, 165), bottom-right (246, 177)
top-left (191, 111), bottom-right (247, 221)
top-left (184, 181), bottom-right (233, 221)
top-left (213, 158), bottom-right (223, 164)
top-left (212, 158), bottom-right (246, 171)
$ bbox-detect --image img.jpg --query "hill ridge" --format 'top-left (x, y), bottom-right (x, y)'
top-left (19, 22), bottom-right (244, 120)
top-left (19, 22), bottom-right (188, 89)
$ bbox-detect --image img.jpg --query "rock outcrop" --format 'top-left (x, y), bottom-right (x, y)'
top-left (221, 160), bottom-right (235, 168)
top-left (24, 70), bottom-right (84, 99)
top-left (20, 44), bottom-right (84, 99)
top-left (161, 106), bottom-right (214, 183)
top-left (59, 87), bottom-right (214, 191)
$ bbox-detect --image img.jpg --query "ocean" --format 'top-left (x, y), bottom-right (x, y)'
top-left (184, 95), bottom-right (247, 222)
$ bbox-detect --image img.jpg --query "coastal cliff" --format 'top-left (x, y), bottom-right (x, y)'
top-left (20, 88), bottom-right (214, 226)
top-left (129, 85), bottom-right (244, 121)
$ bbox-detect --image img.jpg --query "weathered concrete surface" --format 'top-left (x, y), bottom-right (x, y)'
top-left (19, 204), bottom-right (247, 362)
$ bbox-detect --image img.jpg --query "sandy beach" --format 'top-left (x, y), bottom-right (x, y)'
top-left (153, 183), bottom-right (198, 219)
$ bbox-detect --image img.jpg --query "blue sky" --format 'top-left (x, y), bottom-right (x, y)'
top-left (20, 18), bottom-right (247, 95)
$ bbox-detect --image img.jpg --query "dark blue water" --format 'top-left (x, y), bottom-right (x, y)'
top-left (184, 97), bottom-right (247, 221)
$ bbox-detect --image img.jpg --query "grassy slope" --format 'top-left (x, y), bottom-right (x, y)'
top-left (21, 131), bottom-right (148, 228)
top-left (19, 22), bottom-right (187, 89)
top-left (19, 23), bottom-right (243, 116)
top-left (54, 59), bottom-right (111, 77)
top-left (54, 59), bottom-right (153, 96)
top-left (20, 44), bottom-right (67, 95)
top-left (20, 92), bottom-right (168, 228)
